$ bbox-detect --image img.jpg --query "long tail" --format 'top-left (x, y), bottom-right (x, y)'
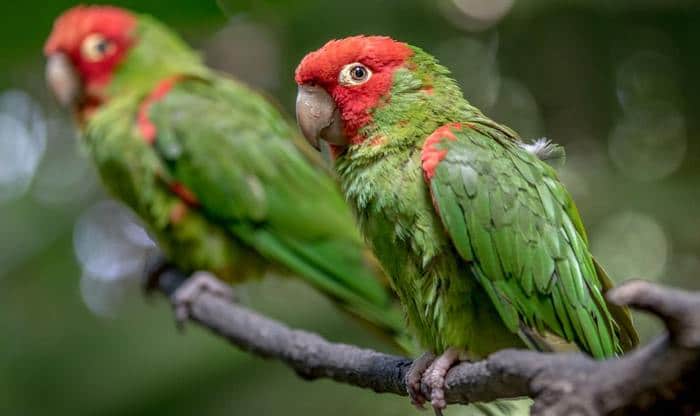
top-left (233, 225), bottom-right (410, 351)
top-left (593, 259), bottom-right (639, 352)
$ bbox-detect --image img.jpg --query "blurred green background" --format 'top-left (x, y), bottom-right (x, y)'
top-left (1, 0), bottom-right (699, 414)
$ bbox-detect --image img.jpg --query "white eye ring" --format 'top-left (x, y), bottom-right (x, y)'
top-left (81, 34), bottom-right (115, 62)
top-left (339, 63), bottom-right (372, 86)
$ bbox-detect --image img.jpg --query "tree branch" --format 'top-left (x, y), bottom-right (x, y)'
top-left (154, 269), bottom-right (700, 415)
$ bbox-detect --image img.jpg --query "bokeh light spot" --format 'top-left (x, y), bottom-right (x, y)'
top-left (0, 90), bottom-right (46, 203)
top-left (80, 271), bottom-right (134, 318)
top-left (438, 0), bottom-right (515, 31)
top-left (592, 211), bottom-right (669, 282)
top-left (608, 102), bottom-right (686, 181)
top-left (73, 200), bottom-right (155, 282)
top-left (616, 51), bottom-right (682, 112)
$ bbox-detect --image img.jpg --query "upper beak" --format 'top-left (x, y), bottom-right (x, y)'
top-left (46, 53), bottom-right (83, 108)
top-left (296, 85), bottom-right (347, 150)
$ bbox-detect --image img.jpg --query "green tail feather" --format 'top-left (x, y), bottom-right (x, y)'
top-left (593, 259), bottom-right (639, 352)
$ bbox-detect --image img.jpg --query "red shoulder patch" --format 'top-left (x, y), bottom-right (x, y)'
top-left (169, 181), bottom-right (199, 207)
top-left (137, 76), bottom-right (182, 144)
top-left (421, 123), bottom-right (462, 181)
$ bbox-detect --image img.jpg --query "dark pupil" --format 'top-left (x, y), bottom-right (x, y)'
top-left (352, 66), bottom-right (366, 80)
top-left (96, 40), bottom-right (109, 54)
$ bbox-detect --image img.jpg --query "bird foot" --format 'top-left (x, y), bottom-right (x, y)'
top-left (421, 348), bottom-right (462, 415)
top-left (405, 351), bottom-right (436, 409)
top-left (172, 271), bottom-right (234, 330)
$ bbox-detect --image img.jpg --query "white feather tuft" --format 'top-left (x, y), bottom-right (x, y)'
top-left (520, 137), bottom-right (566, 168)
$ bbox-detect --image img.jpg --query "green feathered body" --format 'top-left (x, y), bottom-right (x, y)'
top-left (336, 46), bottom-right (637, 358)
top-left (82, 16), bottom-right (405, 343)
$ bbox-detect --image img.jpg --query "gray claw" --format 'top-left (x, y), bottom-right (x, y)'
top-left (171, 271), bottom-right (234, 330)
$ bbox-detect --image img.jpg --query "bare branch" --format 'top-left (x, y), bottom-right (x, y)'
top-left (154, 269), bottom-right (700, 416)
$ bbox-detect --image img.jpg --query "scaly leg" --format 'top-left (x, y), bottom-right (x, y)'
top-left (172, 271), bottom-right (235, 329)
top-left (405, 351), bottom-right (436, 409)
top-left (422, 347), bottom-right (462, 415)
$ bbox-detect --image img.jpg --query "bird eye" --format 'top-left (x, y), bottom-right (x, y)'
top-left (339, 63), bottom-right (372, 86)
top-left (81, 34), bottom-right (115, 62)
top-left (351, 66), bottom-right (366, 80)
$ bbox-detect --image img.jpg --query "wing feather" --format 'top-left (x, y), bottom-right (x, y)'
top-left (424, 123), bottom-right (637, 357)
top-left (147, 77), bottom-right (402, 331)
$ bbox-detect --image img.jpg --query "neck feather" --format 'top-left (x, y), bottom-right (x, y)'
top-left (349, 48), bottom-right (482, 157)
top-left (104, 17), bottom-right (207, 103)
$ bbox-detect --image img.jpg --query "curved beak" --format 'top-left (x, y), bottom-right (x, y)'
top-left (296, 85), bottom-right (347, 150)
top-left (46, 53), bottom-right (83, 108)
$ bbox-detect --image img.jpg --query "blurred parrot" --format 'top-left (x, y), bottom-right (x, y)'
top-left (42, 6), bottom-right (411, 347)
top-left (295, 36), bottom-right (639, 413)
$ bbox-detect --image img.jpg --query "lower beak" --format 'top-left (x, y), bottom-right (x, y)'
top-left (296, 85), bottom-right (347, 150)
top-left (46, 53), bottom-right (83, 108)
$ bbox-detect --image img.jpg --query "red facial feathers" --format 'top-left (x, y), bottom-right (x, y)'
top-left (44, 6), bottom-right (136, 88)
top-left (295, 36), bottom-right (412, 142)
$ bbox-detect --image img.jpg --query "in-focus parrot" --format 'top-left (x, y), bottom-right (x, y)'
top-left (294, 36), bottom-right (639, 412)
top-left (43, 7), bottom-right (407, 347)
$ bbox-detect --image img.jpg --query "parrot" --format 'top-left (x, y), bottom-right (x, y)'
top-left (294, 36), bottom-right (639, 413)
top-left (42, 6), bottom-right (412, 348)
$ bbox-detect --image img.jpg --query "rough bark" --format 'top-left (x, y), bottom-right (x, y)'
top-left (155, 269), bottom-right (700, 415)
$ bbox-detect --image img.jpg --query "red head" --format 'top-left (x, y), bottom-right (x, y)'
top-left (295, 36), bottom-right (412, 149)
top-left (44, 6), bottom-right (136, 112)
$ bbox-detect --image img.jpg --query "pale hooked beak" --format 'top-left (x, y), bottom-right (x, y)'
top-left (295, 85), bottom-right (347, 150)
top-left (46, 53), bottom-right (83, 108)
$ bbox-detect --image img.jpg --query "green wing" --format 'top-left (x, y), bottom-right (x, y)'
top-left (148, 76), bottom-right (404, 338)
top-left (425, 123), bottom-right (636, 358)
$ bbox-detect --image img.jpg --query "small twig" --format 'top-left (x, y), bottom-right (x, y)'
top-left (154, 270), bottom-right (700, 416)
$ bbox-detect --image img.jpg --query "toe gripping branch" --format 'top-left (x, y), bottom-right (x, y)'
top-left (143, 256), bottom-right (234, 330)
